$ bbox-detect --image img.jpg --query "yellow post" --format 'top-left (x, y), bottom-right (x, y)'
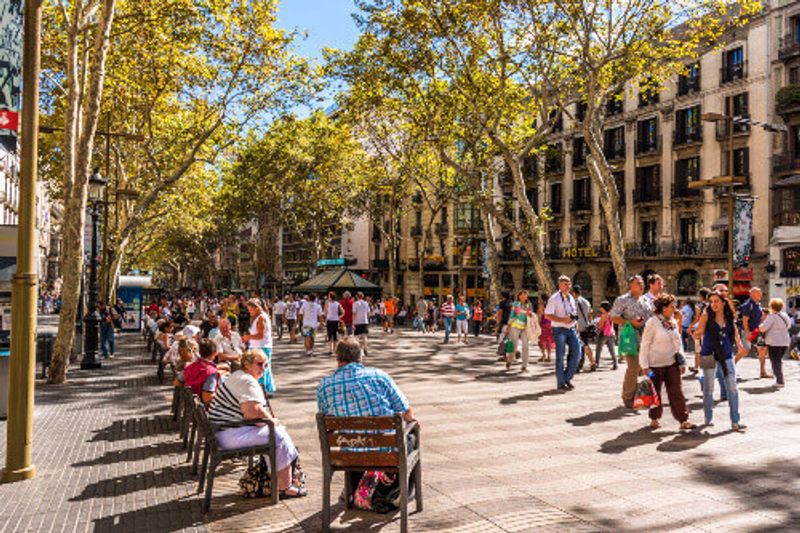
top-left (2, 0), bottom-right (42, 483)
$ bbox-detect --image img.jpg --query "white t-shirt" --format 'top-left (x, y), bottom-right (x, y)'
top-left (300, 301), bottom-right (322, 328)
top-left (248, 312), bottom-right (272, 349)
top-left (325, 300), bottom-right (342, 321)
top-left (353, 300), bottom-right (370, 325)
top-left (284, 301), bottom-right (298, 320)
top-left (274, 300), bottom-right (286, 315)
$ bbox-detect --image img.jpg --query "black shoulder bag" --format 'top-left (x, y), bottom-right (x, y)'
top-left (704, 319), bottom-right (730, 376)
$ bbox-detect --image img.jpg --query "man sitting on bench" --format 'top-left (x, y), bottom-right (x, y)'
top-left (316, 338), bottom-right (417, 506)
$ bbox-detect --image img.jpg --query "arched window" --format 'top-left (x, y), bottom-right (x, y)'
top-left (677, 269), bottom-right (699, 296)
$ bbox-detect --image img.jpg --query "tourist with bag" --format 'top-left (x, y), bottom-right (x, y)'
top-left (759, 298), bottom-right (791, 388)
top-left (506, 290), bottom-right (535, 372)
top-left (639, 294), bottom-right (693, 430)
top-left (610, 275), bottom-right (654, 408)
top-left (693, 290), bottom-right (747, 430)
top-left (572, 285), bottom-right (597, 372)
top-left (595, 301), bottom-right (617, 370)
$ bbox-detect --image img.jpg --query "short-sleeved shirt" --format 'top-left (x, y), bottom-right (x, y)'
top-left (317, 363), bottom-right (409, 417)
top-left (575, 297), bottom-right (592, 331)
top-left (273, 301), bottom-right (286, 315)
top-left (284, 301), bottom-right (298, 320)
top-left (440, 301), bottom-right (455, 318)
top-left (544, 291), bottom-right (577, 330)
top-left (339, 298), bottom-right (354, 325)
top-left (300, 301), bottom-right (322, 328)
top-left (610, 292), bottom-right (654, 339)
top-left (680, 304), bottom-right (694, 328)
top-left (455, 303), bottom-right (469, 321)
top-left (497, 299), bottom-right (512, 325)
top-left (326, 300), bottom-right (342, 321)
top-left (385, 299), bottom-right (397, 316)
top-left (353, 300), bottom-right (370, 325)
top-left (738, 298), bottom-right (763, 331)
top-left (207, 371), bottom-right (266, 425)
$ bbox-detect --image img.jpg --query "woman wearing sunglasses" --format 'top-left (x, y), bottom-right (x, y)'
top-left (207, 349), bottom-right (306, 498)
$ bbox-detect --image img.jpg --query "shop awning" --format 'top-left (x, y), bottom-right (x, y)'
top-left (293, 267), bottom-right (382, 295)
top-left (773, 174), bottom-right (800, 188)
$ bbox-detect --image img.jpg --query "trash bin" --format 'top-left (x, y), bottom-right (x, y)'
top-left (36, 332), bottom-right (55, 380)
top-left (0, 348), bottom-right (9, 419)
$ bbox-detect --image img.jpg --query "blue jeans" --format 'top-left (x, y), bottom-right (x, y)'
top-left (100, 323), bottom-right (115, 356)
top-left (698, 364), bottom-right (728, 399)
top-left (702, 359), bottom-right (739, 425)
top-left (443, 317), bottom-right (453, 343)
top-left (553, 327), bottom-right (582, 388)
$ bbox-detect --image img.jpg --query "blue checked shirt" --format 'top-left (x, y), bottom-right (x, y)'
top-left (317, 363), bottom-right (409, 417)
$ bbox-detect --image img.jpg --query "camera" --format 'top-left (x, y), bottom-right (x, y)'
top-left (569, 314), bottom-right (578, 321)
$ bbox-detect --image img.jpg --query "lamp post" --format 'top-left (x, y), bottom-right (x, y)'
top-left (80, 169), bottom-right (107, 370)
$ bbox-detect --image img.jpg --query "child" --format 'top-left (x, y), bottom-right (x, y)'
top-left (537, 300), bottom-right (554, 362)
top-left (595, 301), bottom-right (617, 370)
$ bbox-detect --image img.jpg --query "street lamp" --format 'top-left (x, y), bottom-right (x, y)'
top-left (80, 169), bottom-right (107, 370)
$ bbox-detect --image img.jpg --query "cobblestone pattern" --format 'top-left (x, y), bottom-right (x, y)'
top-left (3, 326), bottom-right (800, 532)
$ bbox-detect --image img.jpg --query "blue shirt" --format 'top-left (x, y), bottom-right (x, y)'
top-left (317, 363), bottom-right (409, 417)
top-left (738, 298), bottom-right (763, 331)
top-left (455, 303), bottom-right (469, 321)
top-left (700, 318), bottom-right (735, 359)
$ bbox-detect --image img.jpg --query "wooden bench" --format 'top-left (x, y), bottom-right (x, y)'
top-left (195, 407), bottom-right (279, 512)
top-left (316, 413), bottom-right (422, 533)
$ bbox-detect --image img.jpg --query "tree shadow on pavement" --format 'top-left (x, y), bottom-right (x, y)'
top-left (690, 458), bottom-right (800, 530)
top-left (598, 427), bottom-right (676, 454)
top-left (88, 415), bottom-right (176, 442)
top-left (500, 388), bottom-right (566, 405)
top-left (69, 464), bottom-right (196, 501)
top-left (566, 406), bottom-right (638, 427)
top-left (71, 440), bottom-right (184, 467)
top-left (92, 498), bottom-right (205, 533)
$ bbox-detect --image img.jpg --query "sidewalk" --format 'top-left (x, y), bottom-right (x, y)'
top-left (2, 329), bottom-right (799, 532)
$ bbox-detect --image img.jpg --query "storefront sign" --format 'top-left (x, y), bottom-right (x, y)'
top-left (562, 246), bottom-right (599, 258)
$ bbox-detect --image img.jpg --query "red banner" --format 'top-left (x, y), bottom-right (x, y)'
top-left (0, 110), bottom-right (19, 131)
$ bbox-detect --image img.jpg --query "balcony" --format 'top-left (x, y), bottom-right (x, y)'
top-left (671, 182), bottom-right (702, 202)
top-left (371, 259), bottom-right (389, 270)
top-left (774, 210), bottom-right (800, 227)
top-left (720, 62), bottom-right (746, 85)
top-left (635, 135), bottom-right (661, 156)
top-left (572, 151), bottom-right (587, 169)
top-left (570, 197), bottom-right (592, 213)
top-left (677, 77), bottom-right (701, 97)
top-left (715, 117), bottom-right (750, 141)
top-left (497, 250), bottom-right (521, 262)
top-left (436, 222), bottom-right (449, 235)
top-left (410, 225), bottom-right (423, 238)
top-left (545, 157), bottom-right (563, 174)
top-left (779, 34), bottom-right (800, 61)
top-left (544, 246), bottom-right (563, 260)
top-left (625, 242), bottom-right (661, 257)
top-left (666, 238), bottom-right (726, 256)
top-left (633, 187), bottom-right (661, 205)
top-left (673, 128), bottom-right (702, 147)
top-left (603, 144), bottom-right (625, 161)
top-left (772, 154), bottom-right (800, 175)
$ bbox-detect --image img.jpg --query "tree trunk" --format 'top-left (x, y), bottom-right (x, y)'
top-left (480, 209), bottom-right (501, 306)
top-left (583, 125), bottom-right (628, 286)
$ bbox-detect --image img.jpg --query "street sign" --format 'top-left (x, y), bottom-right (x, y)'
top-left (316, 258), bottom-right (345, 267)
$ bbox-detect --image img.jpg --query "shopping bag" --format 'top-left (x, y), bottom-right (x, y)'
top-left (505, 338), bottom-right (515, 354)
top-left (633, 376), bottom-right (661, 410)
top-left (618, 321), bottom-right (638, 356)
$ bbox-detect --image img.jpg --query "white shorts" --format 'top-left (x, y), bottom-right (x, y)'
top-left (456, 319), bottom-right (469, 335)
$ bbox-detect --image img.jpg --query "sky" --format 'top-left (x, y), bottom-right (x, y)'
top-left (276, 0), bottom-right (361, 112)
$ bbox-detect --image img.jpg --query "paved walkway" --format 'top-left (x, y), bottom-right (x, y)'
top-left (2, 327), bottom-right (800, 532)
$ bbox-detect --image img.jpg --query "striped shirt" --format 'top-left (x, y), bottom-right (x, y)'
top-left (440, 301), bottom-right (455, 318)
top-left (207, 370), bottom-right (266, 426)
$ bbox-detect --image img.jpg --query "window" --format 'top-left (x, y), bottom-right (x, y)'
top-left (550, 182), bottom-right (563, 214)
top-left (641, 220), bottom-right (658, 250)
top-left (455, 202), bottom-right (480, 231)
top-left (604, 126), bottom-right (625, 160)
top-left (674, 106), bottom-right (702, 145)
top-left (794, 125), bottom-right (800, 159)
top-left (614, 171), bottom-right (626, 206)
top-left (522, 156), bottom-right (536, 181)
top-left (726, 147), bottom-right (749, 177)
top-left (722, 47), bottom-right (745, 83)
top-left (677, 63), bottom-right (701, 96)
top-left (526, 188), bottom-right (538, 211)
top-left (674, 157), bottom-right (701, 198)
top-left (572, 137), bottom-right (587, 168)
top-left (636, 117), bottom-right (659, 154)
top-left (548, 229), bottom-right (561, 254)
top-left (606, 93), bottom-right (624, 115)
top-left (679, 217), bottom-right (699, 246)
top-left (790, 66), bottom-right (800, 85)
top-left (576, 101), bottom-right (587, 122)
top-left (794, 15), bottom-right (800, 44)
top-left (549, 109), bottom-right (563, 132)
top-left (573, 177), bottom-right (591, 211)
top-left (545, 143), bottom-right (563, 173)
top-left (634, 165), bottom-right (661, 203)
top-left (575, 226), bottom-right (590, 248)
top-left (638, 80), bottom-right (660, 107)
top-left (725, 93), bottom-right (750, 132)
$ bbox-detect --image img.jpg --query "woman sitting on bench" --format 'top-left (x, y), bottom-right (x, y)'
top-left (207, 349), bottom-right (306, 498)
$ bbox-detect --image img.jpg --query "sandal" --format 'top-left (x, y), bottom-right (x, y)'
top-left (649, 420), bottom-right (661, 429)
top-left (679, 421), bottom-right (695, 431)
top-left (280, 485), bottom-right (308, 499)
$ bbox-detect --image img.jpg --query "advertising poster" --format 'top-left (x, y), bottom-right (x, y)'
top-left (733, 196), bottom-right (754, 266)
top-left (0, 0), bottom-right (23, 150)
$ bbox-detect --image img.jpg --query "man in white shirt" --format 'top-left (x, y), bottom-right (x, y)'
top-left (544, 275), bottom-right (582, 390)
top-left (299, 294), bottom-right (323, 356)
top-left (284, 294), bottom-right (299, 343)
top-left (213, 318), bottom-right (244, 370)
top-left (352, 291), bottom-right (371, 355)
top-left (273, 296), bottom-right (287, 339)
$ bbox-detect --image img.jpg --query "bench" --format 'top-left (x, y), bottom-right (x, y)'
top-left (316, 413), bottom-right (422, 533)
top-left (194, 407), bottom-right (279, 512)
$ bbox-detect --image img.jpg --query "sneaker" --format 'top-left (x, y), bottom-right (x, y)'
top-left (565, 382), bottom-right (575, 390)
top-left (731, 423), bottom-right (746, 432)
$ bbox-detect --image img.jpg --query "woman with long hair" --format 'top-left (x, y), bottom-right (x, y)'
top-left (242, 298), bottom-right (275, 393)
top-left (693, 291), bottom-right (747, 430)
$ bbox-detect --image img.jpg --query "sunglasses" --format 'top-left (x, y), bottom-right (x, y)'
top-left (252, 361), bottom-right (267, 368)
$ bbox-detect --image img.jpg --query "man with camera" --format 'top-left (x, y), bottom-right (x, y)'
top-left (544, 275), bottom-right (583, 390)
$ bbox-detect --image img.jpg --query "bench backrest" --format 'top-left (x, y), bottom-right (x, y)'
top-left (316, 413), bottom-right (406, 469)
